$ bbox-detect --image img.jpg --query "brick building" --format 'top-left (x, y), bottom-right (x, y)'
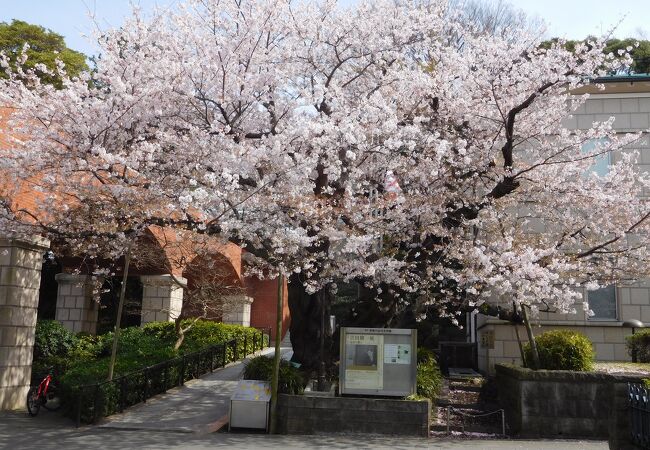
top-left (0, 107), bottom-right (290, 409)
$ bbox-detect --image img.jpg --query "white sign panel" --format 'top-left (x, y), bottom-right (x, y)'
top-left (384, 344), bottom-right (412, 364)
top-left (344, 333), bottom-right (384, 390)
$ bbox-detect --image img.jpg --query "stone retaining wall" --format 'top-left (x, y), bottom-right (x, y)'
top-left (277, 394), bottom-right (430, 437)
top-left (496, 364), bottom-right (642, 449)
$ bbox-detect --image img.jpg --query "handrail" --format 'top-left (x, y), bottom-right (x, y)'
top-left (72, 326), bottom-right (271, 427)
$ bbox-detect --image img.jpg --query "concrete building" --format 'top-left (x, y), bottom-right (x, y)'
top-left (477, 75), bottom-right (650, 374)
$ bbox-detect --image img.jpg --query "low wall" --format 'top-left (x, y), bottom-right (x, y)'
top-left (496, 364), bottom-right (643, 449)
top-left (277, 394), bottom-right (430, 437)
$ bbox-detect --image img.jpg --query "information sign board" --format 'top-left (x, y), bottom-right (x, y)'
top-left (339, 327), bottom-right (417, 397)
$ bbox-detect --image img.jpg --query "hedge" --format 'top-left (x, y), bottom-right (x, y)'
top-left (32, 320), bottom-right (269, 422)
top-left (524, 330), bottom-right (595, 371)
top-left (626, 330), bottom-right (650, 363)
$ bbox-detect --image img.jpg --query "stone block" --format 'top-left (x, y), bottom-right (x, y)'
top-left (0, 346), bottom-right (34, 367)
top-left (639, 97), bottom-right (650, 113)
top-left (0, 385), bottom-right (30, 410)
top-left (577, 115), bottom-right (596, 129)
top-left (585, 99), bottom-right (604, 114)
top-left (602, 98), bottom-right (622, 113)
top-left (68, 309), bottom-right (81, 321)
top-left (503, 340), bottom-right (521, 358)
top-left (630, 113), bottom-right (650, 129)
top-left (621, 305), bottom-right (641, 321)
top-left (621, 98), bottom-right (639, 113)
top-left (582, 326), bottom-right (605, 343)
top-left (613, 343), bottom-right (629, 361)
top-left (561, 116), bottom-right (577, 129)
top-left (619, 288), bottom-right (631, 305)
top-left (594, 343), bottom-right (615, 360)
top-left (613, 113), bottom-right (631, 130)
top-left (0, 248), bottom-right (10, 267)
top-left (603, 327), bottom-right (625, 343)
top-left (56, 308), bottom-right (69, 321)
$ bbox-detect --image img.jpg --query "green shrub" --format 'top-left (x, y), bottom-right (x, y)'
top-left (524, 330), bottom-right (595, 371)
top-left (243, 355), bottom-right (305, 395)
top-left (626, 330), bottom-right (650, 363)
top-left (416, 348), bottom-right (442, 401)
top-left (33, 320), bottom-right (76, 360)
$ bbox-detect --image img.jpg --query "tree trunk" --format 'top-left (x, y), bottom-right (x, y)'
top-left (512, 302), bottom-right (527, 366)
top-left (107, 250), bottom-right (131, 381)
top-left (288, 274), bottom-right (331, 371)
top-left (174, 316), bottom-right (185, 351)
top-left (269, 273), bottom-right (284, 434)
top-left (521, 305), bottom-right (540, 370)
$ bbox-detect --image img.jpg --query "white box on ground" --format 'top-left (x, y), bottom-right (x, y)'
top-left (229, 380), bottom-right (271, 431)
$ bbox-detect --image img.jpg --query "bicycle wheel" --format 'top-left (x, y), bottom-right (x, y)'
top-left (26, 386), bottom-right (41, 417)
top-left (42, 387), bottom-right (61, 411)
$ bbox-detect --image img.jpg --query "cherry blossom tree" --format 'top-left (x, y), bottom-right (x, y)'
top-left (2, 0), bottom-right (650, 374)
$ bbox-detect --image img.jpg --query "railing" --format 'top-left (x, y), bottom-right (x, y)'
top-left (629, 383), bottom-right (650, 449)
top-left (71, 327), bottom-right (271, 427)
top-left (445, 406), bottom-right (506, 436)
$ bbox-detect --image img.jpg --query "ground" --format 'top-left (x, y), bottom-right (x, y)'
top-left (0, 410), bottom-right (609, 450)
top-left (593, 362), bottom-right (650, 376)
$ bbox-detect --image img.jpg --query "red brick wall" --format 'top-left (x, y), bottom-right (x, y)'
top-left (246, 276), bottom-right (290, 341)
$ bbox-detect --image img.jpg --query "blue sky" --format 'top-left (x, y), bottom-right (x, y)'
top-left (1, 0), bottom-right (649, 56)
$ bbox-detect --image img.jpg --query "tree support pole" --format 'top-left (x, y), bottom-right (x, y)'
top-left (521, 305), bottom-right (540, 370)
top-left (269, 273), bottom-right (284, 434)
top-left (108, 249), bottom-right (131, 381)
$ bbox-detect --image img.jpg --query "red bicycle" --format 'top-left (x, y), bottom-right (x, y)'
top-left (27, 367), bottom-right (61, 416)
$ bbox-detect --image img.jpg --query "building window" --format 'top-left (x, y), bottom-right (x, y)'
top-left (582, 138), bottom-right (611, 177)
top-left (587, 285), bottom-right (617, 320)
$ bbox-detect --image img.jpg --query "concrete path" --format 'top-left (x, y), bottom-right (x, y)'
top-left (0, 413), bottom-right (610, 450)
top-left (98, 345), bottom-right (292, 434)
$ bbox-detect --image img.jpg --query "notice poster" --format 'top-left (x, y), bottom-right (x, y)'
top-left (383, 344), bottom-right (412, 364)
top-left (344, 333), bottom-right (384, 390)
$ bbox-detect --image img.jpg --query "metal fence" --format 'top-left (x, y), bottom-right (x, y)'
top-left (71, 327), bottom-right (271, 427)
top-left (630, 383), bottom-right (650, 449)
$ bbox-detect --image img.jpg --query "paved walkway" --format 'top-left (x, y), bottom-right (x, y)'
top-left (98, 345), bottom-right (292, 434)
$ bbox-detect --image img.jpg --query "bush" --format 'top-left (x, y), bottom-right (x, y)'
top-left (524, 330), bottom-right (595, 371)
top-left (33, 320), bottom-right (76, 360)
top-left (416, 348), bottom-right (442, 401)
top-left (243, 355), bottom-right (305, 395)
top-left (626, 330), bottom-right (650, 363)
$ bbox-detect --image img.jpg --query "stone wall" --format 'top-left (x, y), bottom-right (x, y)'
top-left (276, 394), bottom-right (430, 437)
top-left (54, 273), bottom-right (99, 334)
top-left (221, 295), bottom-right (253, 326)
top-left (477, 316), bottom-right (634, 374)
top-left (496, 364), bottom-right (641, 449)
top-left (0, 236), bottom-right (49, 410)
top-left (140, 275), bottom-right (185, 324)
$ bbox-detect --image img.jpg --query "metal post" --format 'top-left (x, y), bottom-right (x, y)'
top-left (318, 291), bottom-right (326, 391)
top-left (119, 377), bottom-right (126, 412)
top-left (179, 356), bottom-right (186, 386)
top-left (233, 339), bottom-right (238, 361)
top-left (446, 406), bottom-right (450, 434)
top-left (501, 409), bottom-right (506, 436)
top-left (92, 384), bottom-right (100, 423)
top-left (244, 335), bottom-right (248, 357)
top-left (143, 369), bottom-right (149, 402)
top-left (222, 343), bottom-right (227, 367)
top-left (75, 387), bottom-right (83, 428)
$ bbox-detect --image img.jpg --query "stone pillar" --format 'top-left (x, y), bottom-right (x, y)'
top-left (140, 275), bottom-right (185, 324)
top-left (0, 236), bottom-right (49, 410)
top-left (222, 296), bottom-right (254, 327)
top-left (54, 274), bottom-right (99, 334)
